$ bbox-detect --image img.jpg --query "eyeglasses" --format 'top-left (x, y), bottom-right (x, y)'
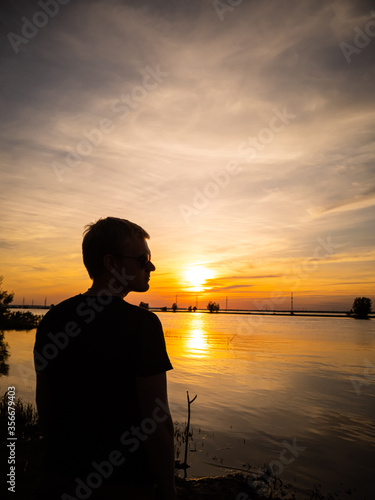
top-left (115, 253), bottom-right (151, 269)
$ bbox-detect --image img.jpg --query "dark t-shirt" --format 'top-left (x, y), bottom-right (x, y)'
top-left (34, 294), bottom-right (172, 484)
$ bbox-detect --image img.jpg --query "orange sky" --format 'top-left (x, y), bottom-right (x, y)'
top-left (1, 0), bottom-right (374, 311)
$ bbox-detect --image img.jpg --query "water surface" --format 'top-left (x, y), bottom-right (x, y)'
top-left (1, 311), bottom-right (374, 498)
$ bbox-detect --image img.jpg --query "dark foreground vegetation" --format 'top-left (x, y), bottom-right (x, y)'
top-left (0, 276), bottom-right (42, 330)
top-left (0, 310), bottom-right (42, 330)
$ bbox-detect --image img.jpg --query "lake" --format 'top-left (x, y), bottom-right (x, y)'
top-left (1, 310), bottom-right (374, 498)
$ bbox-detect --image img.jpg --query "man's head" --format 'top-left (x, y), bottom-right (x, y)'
top-left (82, 217), bottom-right (155, 294)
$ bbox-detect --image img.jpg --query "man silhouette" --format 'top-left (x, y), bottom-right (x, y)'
top-left (34, 217), bottom-right (176, 499)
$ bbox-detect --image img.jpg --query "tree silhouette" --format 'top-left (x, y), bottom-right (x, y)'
top-left (0, 276), bottom-right (41, 329)
top-left (207, 301), bottom-right (220, 313)
top-left (172, 303), bottom-right (177, 312)
top-left (351, 297), bottom-right (372, 319)
top-left (0, 276), bottom-right (14, 320)
top-left (0, 331), bottom-right (10, 376)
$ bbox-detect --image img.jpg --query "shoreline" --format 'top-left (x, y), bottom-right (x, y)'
top-left (7, 304), bottom-right (373, 319)
top-left (153, 309), bottom-right (374, 319)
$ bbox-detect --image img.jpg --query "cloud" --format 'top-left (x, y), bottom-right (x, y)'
top-left (30, 266), bottom-right (49, 272)
top-left (321, 185), bottom-right (375, 214)
top-left (0, 240), bottom-right (14, 249)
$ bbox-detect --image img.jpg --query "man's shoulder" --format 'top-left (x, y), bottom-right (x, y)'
top-left (55, 294), bottom-right (83, 308)
top-left (122, 301), bottom-right (162, 328)
top-left (38, 295), bottom-right (82, 326)
top-left (39, 296), bottom-right (161, 330)
top-left (46, 294), bottom-right (82, 313)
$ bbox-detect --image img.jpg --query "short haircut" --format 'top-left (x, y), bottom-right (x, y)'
top-left (82, 217), bottom-right (150, 279)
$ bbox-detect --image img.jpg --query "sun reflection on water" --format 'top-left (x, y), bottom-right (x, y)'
top-left (184, 315), bottom-right (209, 358)
top-left (165, 313), bottom-right (239, 362)
top-left (186, 328), bottom-right (208, 357)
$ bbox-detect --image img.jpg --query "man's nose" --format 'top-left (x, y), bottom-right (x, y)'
top-left (148, 261), bottom-right (156, 271)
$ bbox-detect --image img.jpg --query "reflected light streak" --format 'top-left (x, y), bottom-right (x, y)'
top-left (184, 314), bottom-right (209, 358)
top-left (186, 328), bottom-right (209, 358)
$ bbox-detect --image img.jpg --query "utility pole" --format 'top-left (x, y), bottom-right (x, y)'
top-left (196, 294), bottom-right (198, 309)
top-left (226, 296), bottom-right (228, 311)
top-left (176, 294), bottom-right (178, 308)
top-left (291, 292), bottom-right (294, 315)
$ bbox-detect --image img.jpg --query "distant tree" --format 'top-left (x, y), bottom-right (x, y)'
top-left (139, 302), bottom-right (149, 310)
top-left (351, 297), bottom-right (372, 319)
top-left (0, 276), bottom-right (14, 320)
top-left (188, 305), bottom-right (192, 312)
top-left (160, 306), bottom-right (167, 312)
top-left (0, 277), bottom-right (41, 329)
top-left (192, 306), bottom-right (197, 312)
top-left (207, 301), bottom-right (220, 313)
top-left (172, 303), bottom-right (177, 312)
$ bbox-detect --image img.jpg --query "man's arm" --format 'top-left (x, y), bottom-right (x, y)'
top-left (136, 372), bottom-right (176, 500)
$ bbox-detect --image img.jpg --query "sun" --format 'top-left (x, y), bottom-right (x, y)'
top-left (184, 266), bottom-right (214, 292)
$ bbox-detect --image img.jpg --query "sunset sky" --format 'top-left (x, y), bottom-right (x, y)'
top-left (1, 0), bottom-right (374, 310)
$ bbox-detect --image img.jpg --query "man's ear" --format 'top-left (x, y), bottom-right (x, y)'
top-left (103, 254), bottom-right (116, 273)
